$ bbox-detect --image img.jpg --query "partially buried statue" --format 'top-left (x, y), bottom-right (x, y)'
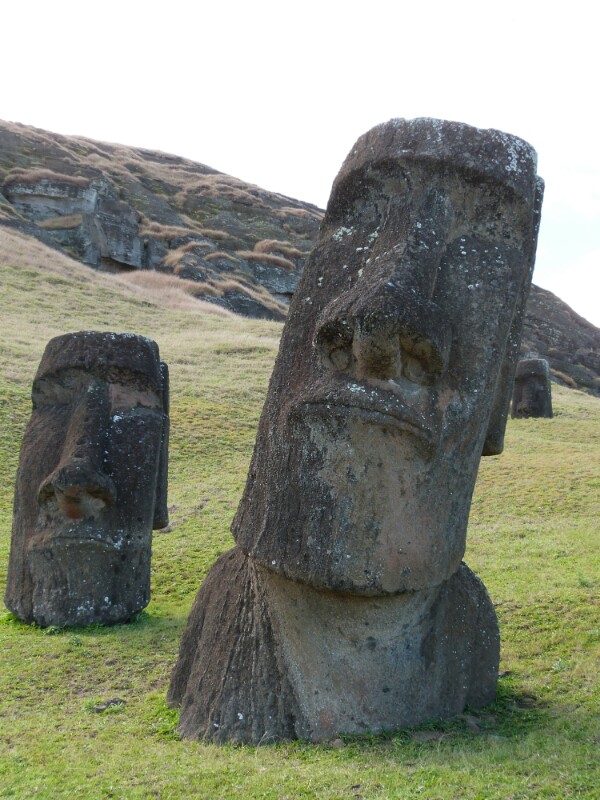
top-left (511, 358), bottom-right (553, 418)
top-left (168, 118), bottom-right (544, 742)
top-left (5, 332), bottom-right (169, 627)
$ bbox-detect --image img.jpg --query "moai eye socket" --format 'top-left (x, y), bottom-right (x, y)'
top-left (315, 319), bottom-right (354, 373)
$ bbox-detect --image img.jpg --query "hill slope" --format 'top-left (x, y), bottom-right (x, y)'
top-left (0, 235), bottom-right (598, 798)
top-left (1, 119), bottom-right (599, 394)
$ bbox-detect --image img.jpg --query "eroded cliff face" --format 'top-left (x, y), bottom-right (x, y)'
top-left (0, 119), bottom-right (598, 392)
top-left (4, 175), bottom-right (144, 269)
top-left (0, 120), bottom-right (322, 320)
top-left (522, 285), bottom-right (600, 394)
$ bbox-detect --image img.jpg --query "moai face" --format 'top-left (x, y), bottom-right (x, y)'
top-left (233, 119), bottom-right (543, 595)
top-left (512, 358), bottom-right (553, 418)
top-left (5, 332), bottom-right (169, 626)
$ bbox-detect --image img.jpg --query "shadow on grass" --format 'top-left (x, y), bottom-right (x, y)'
top-left (0, 608), bottom-right (180, 636)
top-left (322, 679), bottom-right (549, 755)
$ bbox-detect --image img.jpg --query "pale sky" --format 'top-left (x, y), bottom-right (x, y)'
top-left (3, 0), bottom-right (599, 325)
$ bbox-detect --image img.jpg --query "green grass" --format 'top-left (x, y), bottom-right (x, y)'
top-left (0, 257), bottom-right (599, 799)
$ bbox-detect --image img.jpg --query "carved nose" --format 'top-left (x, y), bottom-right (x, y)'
top-left (38, 384), bottom-right (117, 520)
top-left (316, 285), bottom-right (451, 387)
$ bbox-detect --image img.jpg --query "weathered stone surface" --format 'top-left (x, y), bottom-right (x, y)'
top-left (233, 118), bottom-right (544, 595)
top-left (4, 332), bottom-right (169, 627)
top-left (170, 547), bottom-right (499, 743)
top-left (511, 358), bottom-right (553, 418)
top-left (4, 176), bottom-right (145, 269)
top-left (0, 120), bottom-right (321, 316)
top-left (170, 118), bottom-right (543, 743)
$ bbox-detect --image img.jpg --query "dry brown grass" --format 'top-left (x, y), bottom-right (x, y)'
top-left (3, 168), bottom-right (90, 189)
top-left (235, 250), bottom-right (296, 271)
top-left (117, 270), bottom-right (232, 315)
top-left (275, 205), bottom-right (323, 222)
top-left (163, 241), bottom-right (212, 269)
top-left (211, 277), bottom-right (288, 315)
top-left (253, 239), bottom-right (305, 258)
top-left (0, 226), bottom-right (94, 281)
top-left (176, 174), bottom-right (275, 211)
top-left (0, 226), bottom-right (230, 317)
top-left (36, 214), bottom-right (83, 230)
top-left (0, 205), bottom-right (19, 221)
top-left (204, 251), bottom-right (240, 263)
top-left (551, 369), bottom-right (578, 388)
top-left (139, 221), bottom-right (196, 240)
top-left (198, 227), bottom-right (230, 241)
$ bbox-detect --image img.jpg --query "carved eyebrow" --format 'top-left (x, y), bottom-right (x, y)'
top-left (31, 371), bottom-right (89, 406)
top-left (109, 383), bottom-right (161, 410)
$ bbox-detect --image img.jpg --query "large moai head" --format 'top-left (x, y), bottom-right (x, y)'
top-left (233, 118), bottom-right (543, 595)
top-left (5, 332), bottom-right (169, 627)
top-left (511, 357), bottom-right (553, 418)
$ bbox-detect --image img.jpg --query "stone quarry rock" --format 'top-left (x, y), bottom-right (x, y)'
top-left (4, 332), bottom-right (169, 627)
top-left (4, 176), bottom-right (145, 270)
top-left (511, 358), bottom-right (553, 418)
top-left (169, 118), bottom-right (543, 742)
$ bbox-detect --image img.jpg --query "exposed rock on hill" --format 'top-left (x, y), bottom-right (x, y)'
top-left (0, 119), bottom-right (598, 394)
top-left (522, 285), bottom-right (599, 395)
top-left (0, 120), bottom-right (322, 320)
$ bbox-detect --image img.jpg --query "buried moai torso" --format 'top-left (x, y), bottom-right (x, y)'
top-left (169, 118), bottom-right (543, 742)
top-left (5, 332), bottom-right (169, 627)
top-left (512, 358), bottom-right (553, 418)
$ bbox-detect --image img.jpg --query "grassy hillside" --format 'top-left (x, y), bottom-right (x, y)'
top-left (0, 234), bottom-right (598, 799)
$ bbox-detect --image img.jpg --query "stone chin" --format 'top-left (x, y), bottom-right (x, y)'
top-left (236, 386), bottom-right (482, 596)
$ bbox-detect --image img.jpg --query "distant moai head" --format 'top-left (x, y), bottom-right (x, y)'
top-left (5, 332), bottom-right (169, 627)
top-left (511, 357), bottom-right (553, 418)
top-left (233, 118), bottom-right (543, 595)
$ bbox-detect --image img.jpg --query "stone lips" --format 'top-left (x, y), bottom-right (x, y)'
top-left (4, 331), bottom-right (169, 627)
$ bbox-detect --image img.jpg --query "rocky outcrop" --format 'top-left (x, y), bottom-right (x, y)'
top-left (4, 173), bottom-right (144, 269)
top-left (0, 119), bottom-right (320, 314)
top-left (522, 285), bottom-right (600, 394)
top-left (0, 119), bottom-right (598, 394)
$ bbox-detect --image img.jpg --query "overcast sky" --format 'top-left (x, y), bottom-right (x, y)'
top-left (3, 0), bottom-right (599, 325)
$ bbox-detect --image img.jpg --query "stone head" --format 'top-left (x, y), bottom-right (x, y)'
top-left (233, 118), bottom-right (543, 595)
top-left (511, 357), bottom-right (553, 418)
top-left (5, 331), bottom-right (169, 626)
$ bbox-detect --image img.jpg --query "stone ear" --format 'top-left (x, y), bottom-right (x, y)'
top-left (482, 178), bottom-right (544, 456)
top-left (153, 361), bottom-right (170, 529)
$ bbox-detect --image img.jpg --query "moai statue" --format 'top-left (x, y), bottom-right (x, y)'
top-left (5, 332), bottom-right (169, 627)
top-left (168, 118), bottom-right (543, 743)
top-left (511, 358), bottom-right (553, 418)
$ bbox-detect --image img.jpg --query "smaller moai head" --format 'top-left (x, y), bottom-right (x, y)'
top-left (233, 118), bottom-right (543, 595)
top-left (5, 332), bottom-right (169, 627)
top-left (511, 358), bottom-right (553, 418)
